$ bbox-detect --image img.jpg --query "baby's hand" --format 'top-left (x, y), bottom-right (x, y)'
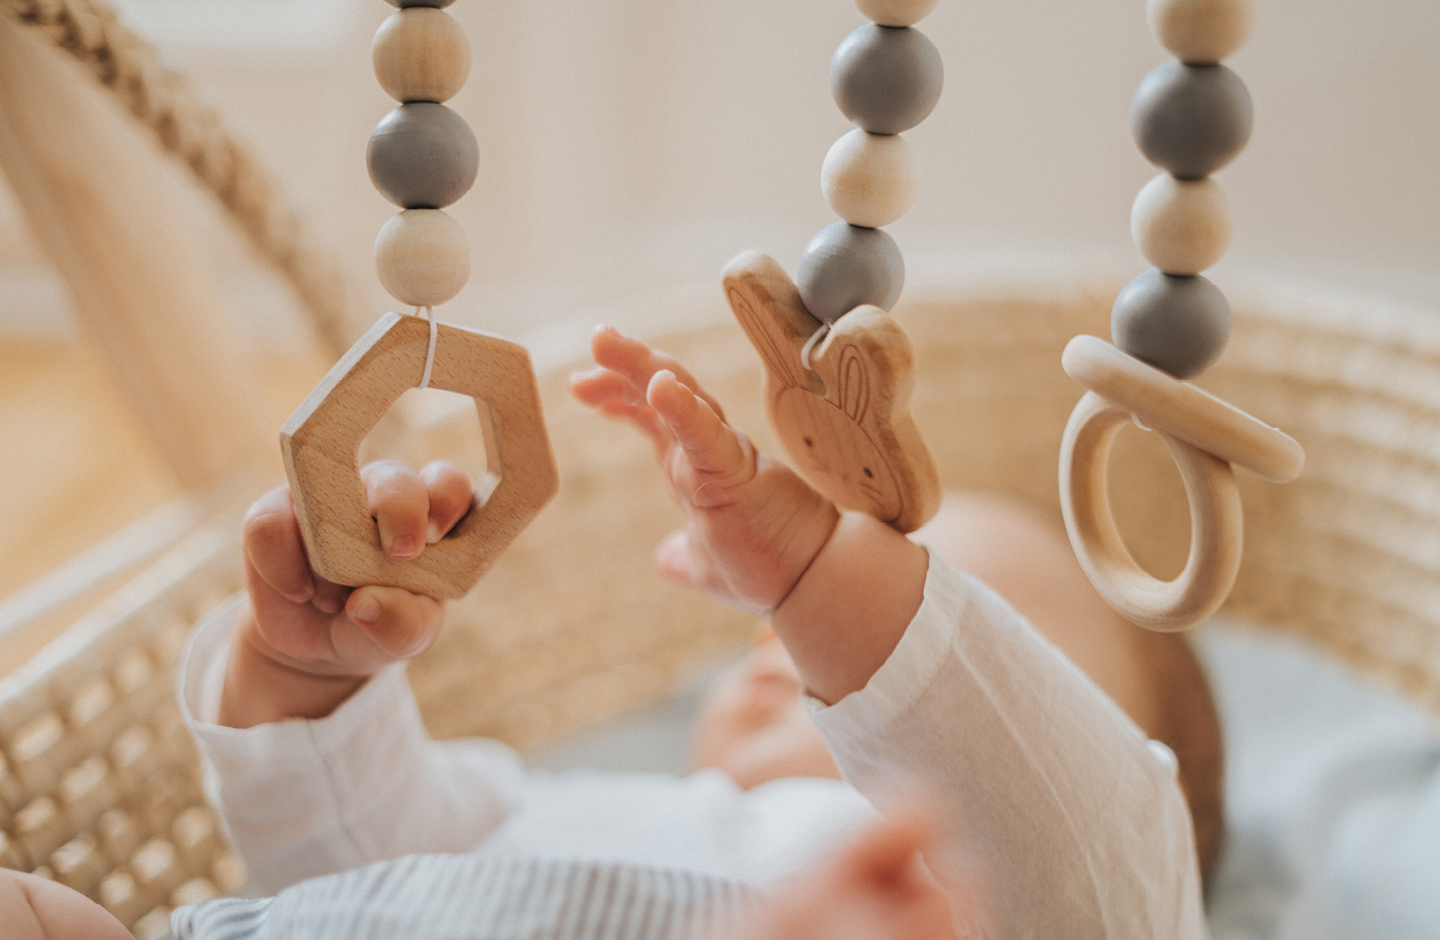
top-left (571, 326), bottom-right (839, 615)
top-left (739, 806), bottom-right (962, 940)
top-left (221, 460), bottom-right (471, 727)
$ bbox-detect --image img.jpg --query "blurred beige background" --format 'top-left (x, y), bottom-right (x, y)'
top-left (1, 0), bottom-right (1437, 348)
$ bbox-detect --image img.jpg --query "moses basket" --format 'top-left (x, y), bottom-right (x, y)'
top-left (5, 261), bottom-right (1440, 934)
top-left (3, 3), bottom-right (1440, 937)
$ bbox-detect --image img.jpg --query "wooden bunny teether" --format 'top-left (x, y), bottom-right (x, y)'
top-left (725, 4), bottom-right (945, 533)
top-left (724, 252), bottom-right (940, 533)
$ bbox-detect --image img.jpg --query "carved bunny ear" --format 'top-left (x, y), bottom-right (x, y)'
top-left (728, 279), bottom-right (803, 389)
top-left (724, 251), bottom-right (821, 391)
top-left (836, 343), bottom-right (871, 423)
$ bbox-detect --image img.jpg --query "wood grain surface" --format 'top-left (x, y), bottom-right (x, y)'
top-left (282, 313), bottom-right (558, 598)
top-left (722, 250), bottom-right (940, 532)
top-left (1061, 390), bottom-right (1243, 631)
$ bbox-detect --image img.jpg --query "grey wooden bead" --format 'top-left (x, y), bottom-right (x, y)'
top-left (367, 102), bottom-right (478, 209)
top-left (830, 25), bottom-right (943, 136)
top-left (1111, 269), bottom-right (1231, 379)
top-left (1132, 62), bottom-right (1252, 179)
top-left (385, 0), bottom-right (455, 7)
top-left (797, 223), bottom-right (905, 322)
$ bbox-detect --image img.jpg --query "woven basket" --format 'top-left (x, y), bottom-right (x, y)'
top-left (5, 264), bottom-right (1440, 936)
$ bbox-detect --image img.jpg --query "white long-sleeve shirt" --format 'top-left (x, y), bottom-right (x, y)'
top-left (179, 553), bottom-right (1205, 940)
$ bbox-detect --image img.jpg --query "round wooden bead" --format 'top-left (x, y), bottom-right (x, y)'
top-left (375, 209), bottom-right (470, 307)
top-left (854, 0), bottom-right (940, 27)
top-left (1147, 0), bottom-right (1255, 64)
top-left (1111, 269), bottom-right (1230, 379)
top-left (384, 0), bottom-right (455, 8)
top-left (1131, 174), bottom-right (1233, 275)
top-left (373, 9), bottom-right (471, 104)
top-left (797, 222), bottom-right (905, 322)
top-left (1132, 62), bottom-right (1252, 179)
top-left (821, 129), bottom-right (919, 229)
top-left (367, 102), bottom-right (479, 209)
top-left (831, 25), bottom-right (944, 136)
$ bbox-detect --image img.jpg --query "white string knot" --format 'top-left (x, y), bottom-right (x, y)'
top-left (800, 319), bottom-right (834, 372)
top-left (412, 305), bottom-right (438, 390)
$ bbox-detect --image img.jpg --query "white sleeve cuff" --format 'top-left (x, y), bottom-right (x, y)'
top-left (177, 596), bottom-right (525, 892)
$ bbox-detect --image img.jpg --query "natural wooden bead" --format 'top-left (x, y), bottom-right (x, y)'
top-left (797, 222), bottom-right (905, 322)
top-left (1111, 269), bottom-right (1230, 379)
top-left (375, 209), bottom-right (471, 307)
top-left (373, 9), bottom-right (471, 104)
top-left (831, 25), bottom-right (944, 136)
top-left (1132, 62), bottom-right (1252, 179)
top-left (821, 129), bottom-right (918, 229)
top-left (1132, 174), bottom-right (1232, 275)
top-left (854, 0), bottom-right (939, 27)
top-left (367, 103), bottom-right (479, 209)
top-left (1148, 0), bottom-right (1255, 64)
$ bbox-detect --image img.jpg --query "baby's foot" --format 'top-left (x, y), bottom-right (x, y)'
top-left (572, 326), bottom-right (839, 614)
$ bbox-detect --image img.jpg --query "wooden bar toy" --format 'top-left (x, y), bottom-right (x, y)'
top-left (725, 0), bottom-right (944, 533)
top-left (282, 0), bottom-right (558, 599)
top-left (1059, 0), bottom-right (1303, 631)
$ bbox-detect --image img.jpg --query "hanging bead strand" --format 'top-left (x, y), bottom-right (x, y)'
top-left (368, 0), bottom-right (477, 310)
top-left (796, 0), bottom-right (944, 325)
top-left (1112, 0), bottom-right (1255, 379)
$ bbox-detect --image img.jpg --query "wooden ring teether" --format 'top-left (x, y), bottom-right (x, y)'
top-left (1060, 390), bottom-right (1242, 632)
top-left (1058, 0), bottom-right (1299, 630)
top-left (281, 313), bottom-right (557, 600)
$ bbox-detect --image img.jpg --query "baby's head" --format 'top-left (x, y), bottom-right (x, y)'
top-left (690, 628), bottom-right (841, 789)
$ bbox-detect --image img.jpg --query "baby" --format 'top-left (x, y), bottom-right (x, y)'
top-left (0, 326), bottom-right (1215, 939)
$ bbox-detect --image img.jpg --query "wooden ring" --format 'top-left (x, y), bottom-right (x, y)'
top-left (1060, 390), bottom-right (1243, 632)
top-left (1062, 335), bottom-right (1303, 483)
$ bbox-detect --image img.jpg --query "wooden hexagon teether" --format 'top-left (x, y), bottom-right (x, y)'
top-left (281, 312), bottom-right (558, 599)
top-left (723, 250), bottom-right (941, 533)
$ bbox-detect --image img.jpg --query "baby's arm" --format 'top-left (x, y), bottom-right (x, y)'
top-left (574, 328), bottom-right (1206, 939)
top-left (572, 326), bottom-right (926, 706)
top-left (183, 462), bottom-right (524, 892)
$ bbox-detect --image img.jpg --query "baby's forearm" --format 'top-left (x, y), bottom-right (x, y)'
top-left (772, 512), bottom-right (928, 706)
top-left (219, 609), bottom-right (367, 728)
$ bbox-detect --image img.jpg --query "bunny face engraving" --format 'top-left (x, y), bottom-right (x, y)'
top-left (722, 250), bottom-right (941, 533)
top-left (774, 386), bottom-right (901, 519)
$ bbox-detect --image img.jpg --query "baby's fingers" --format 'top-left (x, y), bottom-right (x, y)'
top-left (363, 461), bottom-right (429, 560)
top-left (648, 370), bottom-right (755, 502)
top-left (242, 486), bottom-right (315, 604)
top-left (419, 461), bottom-right (473, 543)
top-left (571, 368), bottom-right (671, 451)
top-left (343, 585), bottom-right (444, 664)
top-left (590, 326), bottom-right (728, 421)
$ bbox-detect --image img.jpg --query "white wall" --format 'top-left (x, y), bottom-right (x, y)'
top-left (2, 0), bottom-right (1437, 342)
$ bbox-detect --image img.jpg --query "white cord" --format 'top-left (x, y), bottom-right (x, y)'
top-left (414, 305), bottom-right (438, 389)
top-left (800, 319), bottom-right (833, 372)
